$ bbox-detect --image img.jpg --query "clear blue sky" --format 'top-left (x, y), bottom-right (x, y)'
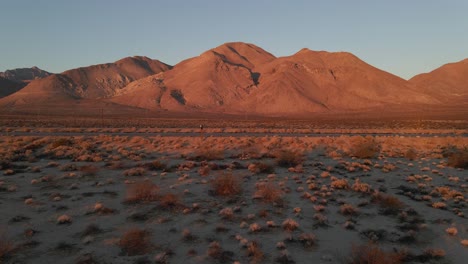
top-left (1, 0), bottom-right (467, 79)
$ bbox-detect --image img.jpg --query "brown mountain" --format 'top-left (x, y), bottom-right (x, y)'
top-left (113, 43), bottom-right (438, 115)
top-left (0, 66), bottom-right (52, 83)
top-left (237, 49), bottom-right (438, 115)
top-left (409, 59), bottom-right (468, 103)
top-left (112, 42), bottom-right (276, 110)
top-left (0, 56), bottom-right (172, 107)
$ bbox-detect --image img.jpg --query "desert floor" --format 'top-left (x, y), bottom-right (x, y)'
top-left (0, 119), bottom-right (467, 263)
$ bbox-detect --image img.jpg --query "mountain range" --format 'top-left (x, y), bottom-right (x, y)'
top-left (1, 42), bottom-right (466, 117)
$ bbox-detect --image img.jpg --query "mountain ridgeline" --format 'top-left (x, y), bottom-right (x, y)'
top-left (1, 42), bottom-right (466, 117)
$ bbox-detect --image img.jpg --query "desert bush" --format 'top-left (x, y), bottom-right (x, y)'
top-left (79, 165), bottom-right (99, 176)
top-left (340, 204), bottom-right (358, 216)
top-left (282, 218), bottom-right (299, 232)
top-left (347, 243), bottom-right (405, 264)
top-left (352, 179), bottom-right (372, 193)
top-left (247, 241), bottom-right (264, 263)
top-left (298, 233), bottom-right (316, 248)
top-left (207, 241), bottom-right (233, 262)
top-left (211, 173), bottom-right (242, 197)
top-left (372, 193), bottom-right (404, 215)
top-left (50, 138), bottom-right (73, 149)
top-left (331, 179), bottom-right (349, 189)
top-left (447, 148), bottom-right (468, 169)
top-left (143, 160), bottom-right (167, 171)
top-left (192, 147), bottom-right (224, 161)
top-left (404, 148), bottom-right (418, 160)
top-left (274, 149), bottom-right (303, 167)
top-left (123, 167), bottom-right (146, 176)
top-left (349, 136), bottom-right (380, 159)
top-left (125, 181), bottom-right (159, 203)
top-left (118, 228), bottom-right (152, 256)
top-left (254, 183), bottom-right (283, 204)
top-left (248, 162), bottom-right (275, 174)
top-left (0, 232), bottom-right (14, 261)
top-left (158, 193), bottom-right (181, 209)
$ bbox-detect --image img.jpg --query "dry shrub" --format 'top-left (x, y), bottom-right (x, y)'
top-left (143, 160), bottom-right (167, 171)
top-left (247, 241), bottom-right (264, 263)
top-left (193, 147), bottom-right (224, 161)
top-left (352, 179), bottom-right (372, 193)
top-left (0, 232), bottom-right (14, 261)
top-left (79, 165), bottom-right (99, 176)
top-left (274, 149), bottom-right (303, 168)
top-left (331, 179), bottom-right (349, 189)
top-left (282, 218), bottom-right (299, 232)
top-left (211, 173), bottom-right (242, 197)
top-left (159, 193), bottom-right (181, 209)
top-left (340, 204), bottom-right (358, 216)
top-left (254, 183), bottom-right (283, 204)
top-left (404, 148), bottom-right (418, 161)
top-left (348, 243), bottom-right (406, 264)
top-left (248, 162), bottom-right (275, 174)
top-left (118, 228), bottom-right (152, 256)
top-left (372, 193), bottom-right (404, 215)
top-left (207, 241), bottom-right (233, 262)
top-left (125, 181), bottom-right (159, 203)
top-left (447, 148), bottom-right (468, 169)
top-left (50, 138), bottom-right (73, 149)
top-left (349, 136), bottom-right (380, 159)
top-left (123, 167), bottom-right (146, 176)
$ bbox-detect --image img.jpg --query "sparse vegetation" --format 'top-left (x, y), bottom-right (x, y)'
top-left (118, 228), bottom-right (152, 256)
top-left (125, 181), bottom-right (159, 203)
top-left (347, 243), bottom-right (406, 264)
top-left (447, 148), bottom-right (468, 169)
top-left (274, 149), bottom-right (303, 167)
top-left (254, 182), bottom-right (283, 204)
top-left (211, 173), bottom-right (242, 196)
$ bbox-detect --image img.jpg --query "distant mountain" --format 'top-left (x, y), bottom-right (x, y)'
top-left (0, 56), bottom-right (172, 107)
top-left (112, 42), bottom-right (275, 110)
top-left (1, 43), bottom-right (465, 117)
top-left (0, 66), bottom-right (52, 98)
top-left (237, 48), bottom-right (437, 114)
top-left (410, 59), bottom-right (468, 103)
top-left (0, 77), bottom-right (25, 97)
top-left (0, 66), bottom-right (52, 83)
top-left (113, 42), bottom-right (438, 115)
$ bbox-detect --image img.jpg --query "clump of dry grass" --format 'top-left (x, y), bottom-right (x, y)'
top-left (447, 148), bottom-right (468, 169)
top-left (347, 243), bottom-right (406, 264)
top-left (282, 218), bottom-right (299, 232)
top-left (331, 178), bottom-right (349, 189)
top-left (254, 183), bottom-right (283, 204)
top-left (352, 179), bottom-right (372, 193)
top-left (123, 167), bottom-right (146, 176)
top-left (247, 241), bottom-right (264, 263)
top-left (118, 228), bottom-right (152, 256)
top-left (79, 165), bottom-right (99, 176)
top-left (372, 192), bottom-right (404, 215)
top-left (143, 160), bottom-right (167, 171)
top-left (274, 149), bottom-right (303, 168)
top-left (193, 147), bottom-right (224, 161)
top-left (211, 173), bottom-right (242, 197)
top-left (349, 136), bottom-right (381, 159)
top-left (206, 241), bottom-right (233, 262)
top-left (0, 232), bottom-right (14, 261)
top-left (158, 193), bottom-right (182, 209)
top-left (248, 162), bottom-right (275, 174)
top-left (431, 202), bottom-right (447, 209)
top-left (50, 138), bottom-right (73, 149)
top-left (340, 204), bottom-right (358, 216)
top-left (125, 181), bottom-right (159, 203)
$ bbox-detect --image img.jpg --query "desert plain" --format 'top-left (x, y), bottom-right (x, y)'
top-left (0, 116), bottom-right (467, 264)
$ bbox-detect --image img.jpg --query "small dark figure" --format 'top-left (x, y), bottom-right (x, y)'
top-left (200, 124), bottom-right (204, 131)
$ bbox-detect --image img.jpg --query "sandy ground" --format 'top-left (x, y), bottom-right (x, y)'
top-left (0, 133), bottom-right (467, 263)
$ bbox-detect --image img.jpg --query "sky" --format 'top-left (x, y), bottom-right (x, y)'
top-left (0, 0), bottom-right (467, 79)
